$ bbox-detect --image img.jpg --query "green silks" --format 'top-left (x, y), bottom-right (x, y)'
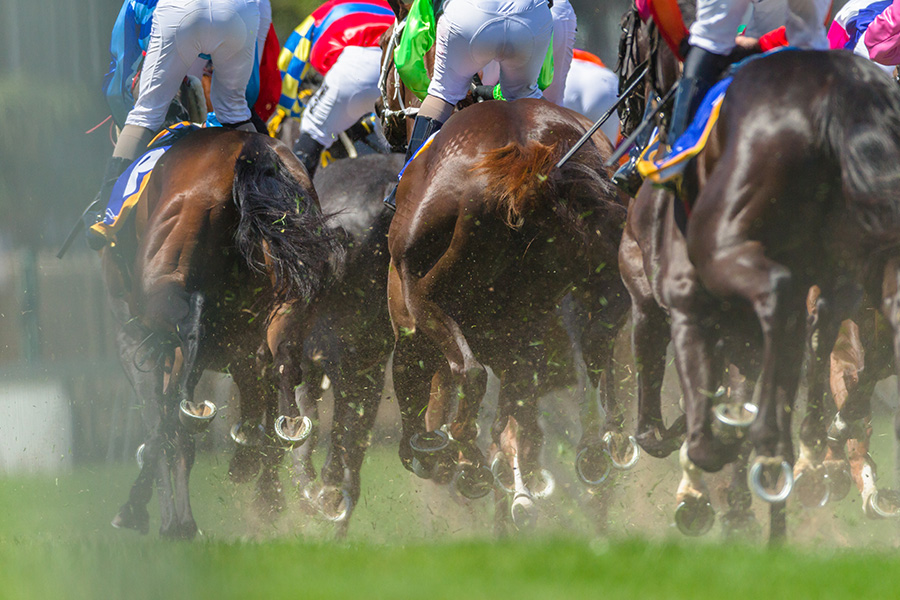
top-left (394, 0), bottom-right (437, 100)
top-left (395, 0), bottom-right (555, 102)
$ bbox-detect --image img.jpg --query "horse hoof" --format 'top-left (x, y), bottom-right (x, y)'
top-left (409, 430), bottom-right (450, 454)
top-left (867, 489), bottom-right (900, 519)
top-left (230, 420), bottom-right (266, 447)
top-left (135, 443), bottom-right (146, 469)
top-left (510, 493), bottom-right (537, 530)
top-left (317, 487), bottom-right (353, 522)
top-left (178, 399), bottom-right (217, 433)
top-left (604, 432), bottom-right (641, 470)
top-left (254, 482), bottom-right (286, 518)
top-left (713, 402), bottom-right (758, 428)
top-left (410, 456), bottom-right (435, 479)
top-left (111, 503), bottom-right (150, 535)
top-left (453, 464), bottom-right (494, 499)
top-left (674, 497), bottom-right (715, 537)
top-left (793, 468), bottom-right (829, 509)
top-left (824, 460), bottom-right (852, 503)
top-left (720, 509), bottom-right (760, 540)
top-left (530, 469), bottom-right (556, 500)
top-left (160, 521), bottom-right (198, 541)
top-left (575, 443), bottom-right (612, 486)
top-left (274, 415), bottom-right (313, 445)
top-left (748, 457), bottom-right (793, 503)
top-left (491, 454), bottom-right (515, 494)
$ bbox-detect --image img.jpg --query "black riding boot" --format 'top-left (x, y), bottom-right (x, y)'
top-left (383, 115), bottom-right (443, 211)
top-left (666, 46), bottom-right (728, 145)
top-left (84, 156), bottom-right (134, 249)
top-left (293, 132), bottom-right (325, 178)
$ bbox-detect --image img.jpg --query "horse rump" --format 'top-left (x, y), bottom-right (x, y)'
top-left (231, 136), bottom-right (345, 306)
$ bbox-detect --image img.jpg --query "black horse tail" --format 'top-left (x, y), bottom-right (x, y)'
top-left (232, 135), bottom-right (343, 307)
top-left (827, 56), bottom-right (900, 250)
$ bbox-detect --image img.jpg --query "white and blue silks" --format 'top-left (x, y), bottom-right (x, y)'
top-left (103, 0), bottom-right (261, 128)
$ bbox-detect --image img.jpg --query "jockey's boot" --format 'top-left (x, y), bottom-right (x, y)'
top-left (84, 156), bottom-right (134, 250)
top-left (611, 98), bottom-right (661, 196)
top-left (665, 46), bottom-right (727, 149)
top-left (383, 115), bottom-right (443, 211)
top-left (293, 132), bottom-right (324, 178)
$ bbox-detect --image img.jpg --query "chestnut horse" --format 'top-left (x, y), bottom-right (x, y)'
top-left (104, 128), bottom-right (341, 538)
top-left (386, 97), bottom-right (632, 528)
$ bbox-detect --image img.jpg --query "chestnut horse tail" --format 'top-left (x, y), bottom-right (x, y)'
top-left (232, 136), bottom-right (343, 306)
top-left (474, 138), bottom-right (622, 241)
top-left (828, 59), bottom-right (900, 252)
top-left (475, 140), bottom-right (563, 229)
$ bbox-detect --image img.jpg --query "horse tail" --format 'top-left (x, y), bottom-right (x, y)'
top-left (473, 138), bottom-right (622, 240)
top-left (827, 60), bottom-right (900, 251)
top-left (474, 140), bottom-right (561, 229)
top-left (232, 136), bottom-right (343, 306)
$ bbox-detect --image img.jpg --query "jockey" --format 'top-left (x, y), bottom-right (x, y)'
top-left (89, 0), bottom-right (266, 230)
top-left (861, 0), bottom-right (900, 67)
top-left (612, 0), bottom-right (831, 195)
top-left (383, 0), bottom-right (554, 209)
top-left (276, 0), bottom-right (395, 177)
top-left (561, 51), bottom-right (620, 143)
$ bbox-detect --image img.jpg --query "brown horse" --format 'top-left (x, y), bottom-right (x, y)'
top-left (646, 50), bottom-right (900, 543)
top-left (386, 97), bottom-right (632, 528)
top-left (104, 128), bottom-right (341, 538)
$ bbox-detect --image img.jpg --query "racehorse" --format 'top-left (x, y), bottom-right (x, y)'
top-left (275, 152), bottom-right (402, 534)
top-left (637, 49), bottom-right (900, 543)
top-left (385, 96), bottom-right (633, 527)
top-left (104, 128), bottom-right (342, 538)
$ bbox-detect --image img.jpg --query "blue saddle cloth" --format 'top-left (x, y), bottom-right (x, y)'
top-left (90, 122), bottom-right (201, 243)
top-left (637, 47), bottom-right (797, 185)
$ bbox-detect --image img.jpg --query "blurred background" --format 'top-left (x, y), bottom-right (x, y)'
top-left (0, 0), bottom-right (631, 473)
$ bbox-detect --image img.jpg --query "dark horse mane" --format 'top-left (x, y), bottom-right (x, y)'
top-left (232, 135), bottom-right (344, 307)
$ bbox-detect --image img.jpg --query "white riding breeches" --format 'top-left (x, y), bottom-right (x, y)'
top-left (127, 0), bottom-right (260, 130)
top-left (690, 0), bottom-right (829, 55)
top-left (562, 59), bottom-right (619, 143)
top-left (428, 0), bottom-right (553, 104)
top-left (543, 0), bottom-right (577, 104)
top-left (300, 46), bottom-right (383, 147)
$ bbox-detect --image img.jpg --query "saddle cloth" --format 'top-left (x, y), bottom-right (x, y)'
top-left (636, 47), bottom-right (797, 186)
top-left (90, 122), bottom-right (201, 245)
top-left (636, 76), bottom-right (732, 184)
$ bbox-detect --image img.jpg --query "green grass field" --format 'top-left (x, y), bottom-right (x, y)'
top-left (3, 442), bottom-right (900, 600)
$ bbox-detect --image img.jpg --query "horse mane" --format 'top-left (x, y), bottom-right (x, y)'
top-left (232, 135), bottom-right (344, 309)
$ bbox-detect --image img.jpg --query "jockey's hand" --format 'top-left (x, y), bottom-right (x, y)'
top-left (734, 36), bottom-right (762, 53)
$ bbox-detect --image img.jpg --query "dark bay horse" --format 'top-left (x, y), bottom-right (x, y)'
top-left (387, 98), bottom-right (632, 528)
top-left (104, 128), bottom-right (341, 538)
top-left (649, 50), bottom-right (900, 541)
top-left (278, 152), bottom-right (403, 534)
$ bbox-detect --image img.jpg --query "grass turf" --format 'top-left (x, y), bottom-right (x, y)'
top-left (3, 445), bottom-right (900, 599)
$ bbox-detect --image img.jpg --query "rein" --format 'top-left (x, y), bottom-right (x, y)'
top-left (378, 18), bottom-right (419, 121)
